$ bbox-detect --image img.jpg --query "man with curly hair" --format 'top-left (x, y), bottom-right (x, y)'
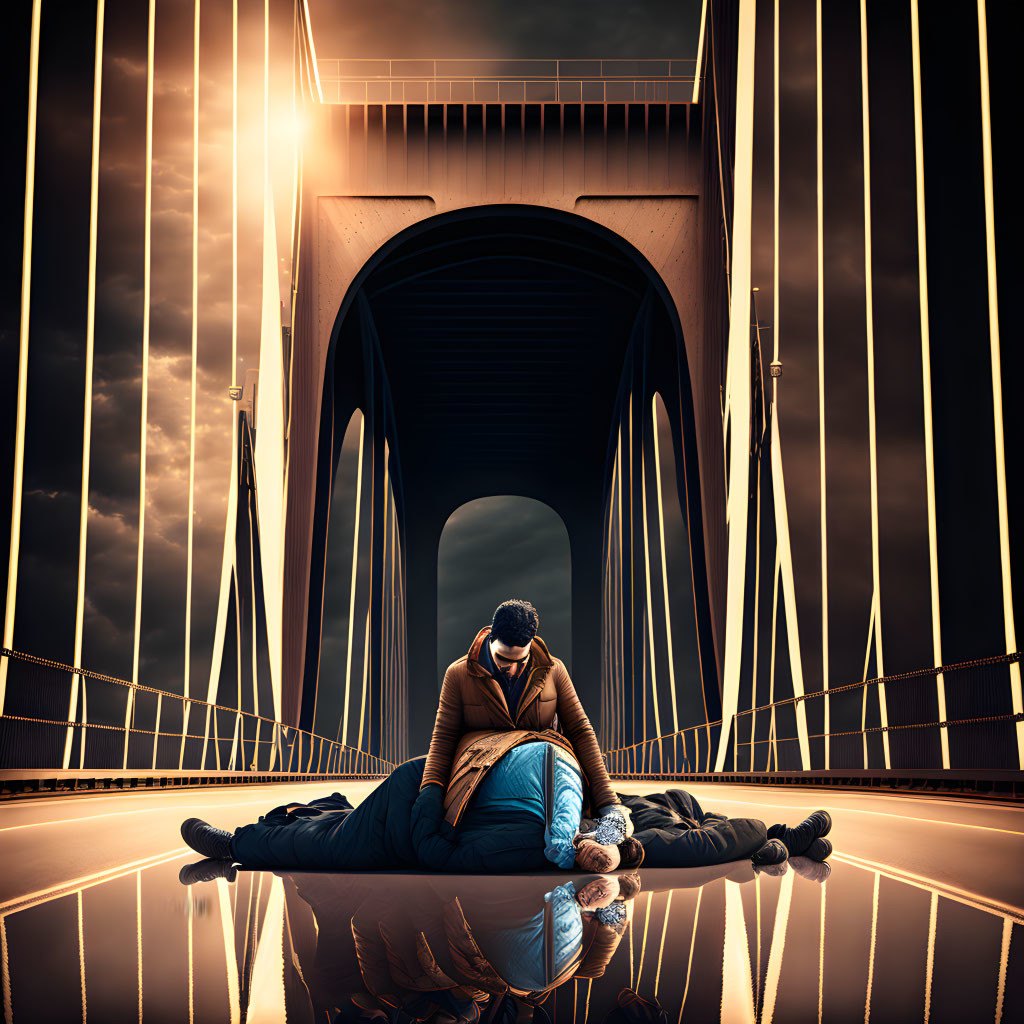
top-left (419, 599), bottom-right (632, 830)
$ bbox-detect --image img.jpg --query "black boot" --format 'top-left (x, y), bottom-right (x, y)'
top-left (751, 838), bottom-right (789, 867)
top-left (179, 858), bottom-right (238, 885)
top-left (768, 810), bottom-right (831, 857)
top-left (803, 837), bottom-right (832, 861)
top-left (181, 817), bottom-right (234, 859)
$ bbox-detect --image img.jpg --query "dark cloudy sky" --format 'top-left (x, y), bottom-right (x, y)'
top-left (437, 496), bottom-right (572, 683)
top-left (307, 0), bottom-right (704, 58)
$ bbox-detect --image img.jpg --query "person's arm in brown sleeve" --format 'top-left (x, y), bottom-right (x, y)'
top-left (551, 659), bottom-right (618, 811)
top-left (420, 665), bottom-right (463, 790)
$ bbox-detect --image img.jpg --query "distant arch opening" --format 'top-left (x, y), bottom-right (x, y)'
top-left (437, 496), bottom-right (571, 685)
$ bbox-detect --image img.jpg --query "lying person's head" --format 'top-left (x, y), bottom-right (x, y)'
top-left (574, 839), bottom-right (620, 873)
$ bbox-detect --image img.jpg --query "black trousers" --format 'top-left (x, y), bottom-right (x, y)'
top-left (616, 790), bottom-right (768, 868)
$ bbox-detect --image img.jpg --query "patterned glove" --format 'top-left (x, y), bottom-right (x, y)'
top-left (595, 803), bottom-right (634, 839)
top-left (593, 810), bottom-right (627, 846)
top-left (594, 901), bottom-right (628, 927)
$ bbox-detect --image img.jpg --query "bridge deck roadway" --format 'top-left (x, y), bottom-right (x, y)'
top-left (2, 781), bottom-right (1022, 1022)
top-left (2, 780), bottom-right (1021, 913)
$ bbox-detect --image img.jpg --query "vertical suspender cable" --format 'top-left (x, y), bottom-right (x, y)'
top-left (0, 0), bottom-right (42, 716)
top-left (122, 0), bottom-right (156, 768)
top-left (181, 0), bottom-right (200, 770)
top-left (64, 0), bottom-right (106, 769)
top-left (910, 0), bottom-right (949, 768)
top-left (976, 0), bottom-right (1023, 767)
top-left (815, 0), bottom-right (830, 768)
top-left (860, 0), bottom-right (891, 768)
top-left (714, 0), bottom-right (757, 773)
top-left (768, 0), bottom-right (811, 770)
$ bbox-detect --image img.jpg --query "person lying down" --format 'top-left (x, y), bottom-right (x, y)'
top-left (179, 729), bottom-right (833, 879)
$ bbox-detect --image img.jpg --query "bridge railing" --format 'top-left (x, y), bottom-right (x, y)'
top-left (316, 58), bottom-right (697, 104)
top-left (604, 720), bottom-right (723, 777)
top-left (603, 652), bottom-right (1022, 777)
top-left (0, 648), bottom-right (393, 777)
top-left (732, 651), bottom-right (1023, 773)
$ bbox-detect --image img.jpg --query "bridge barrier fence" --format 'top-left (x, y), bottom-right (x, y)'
top-left (733, 651), bottom-right (1022, 772)
top-left (603, 652), bottom-right (1023, 776)
top-left (604, 720), bottom-right (722, 777)
top-left (0, 648), bottom-right (393, 777)
top-left (317, 58), bottom-right (697, 104)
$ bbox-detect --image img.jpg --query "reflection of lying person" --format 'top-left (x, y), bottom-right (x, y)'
top-left (182, 730), bottom-right (608, 872)
top-left (277, 871), bottom-right (640, 1022)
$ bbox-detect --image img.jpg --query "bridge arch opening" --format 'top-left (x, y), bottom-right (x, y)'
top-left (307, 205), bottom-right (716, 756)
top-left (437, 496), bottom-right (572, 686)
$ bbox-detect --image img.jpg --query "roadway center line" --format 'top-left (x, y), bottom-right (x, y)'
top-left (688, 796), bottom-right (1024, 837)
top-left (0, 780), bottom-right (355, 809)
top-left (0, 795), bottom-right (315, 833)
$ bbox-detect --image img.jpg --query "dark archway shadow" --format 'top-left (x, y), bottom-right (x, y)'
top-left (304, 205), bottom-right (717, 755)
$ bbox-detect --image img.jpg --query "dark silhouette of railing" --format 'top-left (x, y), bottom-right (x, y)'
top-left (604, 651), bottom-right (1023, 777)
top-left (0, 648), bottom-right (393, 777)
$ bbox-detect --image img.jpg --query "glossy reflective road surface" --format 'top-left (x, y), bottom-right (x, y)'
top-left (1, 782), bottom-right (1022, 1023)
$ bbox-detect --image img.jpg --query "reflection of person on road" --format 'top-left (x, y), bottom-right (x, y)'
top-left (572, 788), bottom-right (833, 873)
top-left (271, 871), bottom-right (641, 1022)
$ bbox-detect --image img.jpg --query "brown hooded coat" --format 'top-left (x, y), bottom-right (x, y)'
top-left (421, 626), bottom-right (617, 815)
